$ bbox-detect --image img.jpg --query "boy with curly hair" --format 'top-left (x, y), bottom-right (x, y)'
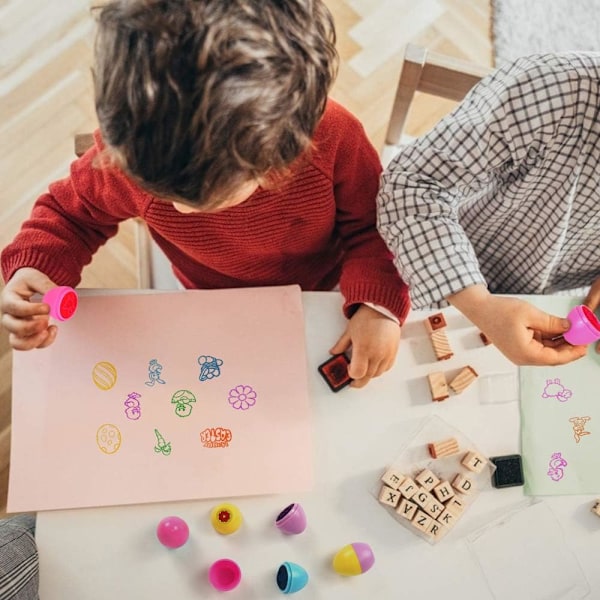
top-left (1, 0), bottom-right (409, 388)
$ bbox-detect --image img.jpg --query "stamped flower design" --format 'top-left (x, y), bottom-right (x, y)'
top-left (228, 385), bottom-right (257, 411)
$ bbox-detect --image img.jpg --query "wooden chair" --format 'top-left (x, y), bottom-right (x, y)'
top-left (381, 44), bottom-right (491, 165)
top-left (74, 133), bottom-right (178, 290)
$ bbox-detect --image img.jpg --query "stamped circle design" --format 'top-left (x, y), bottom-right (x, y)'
top-left (92, 361), bottom-right (118, 391)
top-left (96, 423), bottom-right (122, 454)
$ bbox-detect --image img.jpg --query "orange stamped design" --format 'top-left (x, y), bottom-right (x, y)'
top-left (200, 427), bottom-right (232, 448)
top-left (569, 416), bottom-right (591, 443)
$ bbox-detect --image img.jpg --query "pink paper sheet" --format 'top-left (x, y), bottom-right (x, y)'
top-left (8, 285), bottom-right (313, 512)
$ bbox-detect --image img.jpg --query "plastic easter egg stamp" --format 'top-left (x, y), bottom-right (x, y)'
top-left (332, 542), bottom-right (375, 576)
top-left (156, 516), bottom-right (189, 549)
top-left (43, 286), bottom-right (78, 321)
top-left (372, 415), bottom-right (495, 544)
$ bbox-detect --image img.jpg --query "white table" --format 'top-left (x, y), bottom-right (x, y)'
top-left (36, 292), bottom-right (598, 599)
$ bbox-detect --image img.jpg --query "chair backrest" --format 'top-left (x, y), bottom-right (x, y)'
top-left (384, 43), bottom-right (491, 147)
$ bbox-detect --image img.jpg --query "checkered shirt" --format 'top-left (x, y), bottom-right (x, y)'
top-left (377, 52), bottom-right (600, 309)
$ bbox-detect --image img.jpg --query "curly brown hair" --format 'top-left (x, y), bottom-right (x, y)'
top-left (93, 0), bottom-right (338, 208)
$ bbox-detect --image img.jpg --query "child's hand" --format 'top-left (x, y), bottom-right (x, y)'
top-left (583, 277), bottom-right (600, 354)
top-left (329, 304), bottom-right (401, 388)
top-left (449, 285), bottom-right (587, 366)
top-left (1, 268), bottom-right (58, 350)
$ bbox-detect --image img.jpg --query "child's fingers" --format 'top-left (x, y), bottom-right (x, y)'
top-left (530, 341), bottom-right (587, 366)
top-left (1, 312), bottom-right (51, 340)
top-left (350, 364), bottom-right (385, 388)
top-left (348, 352), bottom-right (369, 381)
top-left (528, 312), bottom-right (571, 337)
top-left (1, 293), bottom-right (50, 319)
top-left (8, 326), bottom-right (54, 351)
top-left (329, 331), bottom-right (351, 355)
top-left (36, 325), bottom-right (58, 349)
top-left (349, 353), bottom-right (386, 387)
top-left (583, 279), bottom-right (600, 312)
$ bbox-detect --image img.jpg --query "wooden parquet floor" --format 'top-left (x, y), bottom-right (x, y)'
top-left (0, 0), bottom-right (492, 515)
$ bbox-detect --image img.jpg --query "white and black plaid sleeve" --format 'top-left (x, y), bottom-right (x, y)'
top-left (377, 52), bottom-right (600, 308)
top-left (0, 515), bottom-right (38, 600)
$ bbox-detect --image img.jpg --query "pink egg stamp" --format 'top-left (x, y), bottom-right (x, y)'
top-left (156, 516), bottom-right (189, 548)
top-left (42, 286), bottom-right (78, 321)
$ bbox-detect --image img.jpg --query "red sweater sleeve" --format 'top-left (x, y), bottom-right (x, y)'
top-left (313, 100), bottom-right (410, 323)
top-left (1, 136), bottom-right (149, 286)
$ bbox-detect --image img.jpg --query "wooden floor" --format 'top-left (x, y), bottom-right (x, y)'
top-left (0, 0), bottom-right (492, 515)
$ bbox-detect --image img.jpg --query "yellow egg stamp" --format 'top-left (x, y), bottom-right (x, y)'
top-left (92, 361), bottom-right (118, 391)
top-left (96, 423), bottom-right (122, 454)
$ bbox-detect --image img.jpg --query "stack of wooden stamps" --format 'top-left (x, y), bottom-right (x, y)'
top-left (424, 312), bottom-right (481, 402)
top-left (375, 418), bottom-right (495, 544)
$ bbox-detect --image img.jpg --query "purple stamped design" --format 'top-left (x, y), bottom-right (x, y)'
top-left (541, 378), bottom-right (572, 402)
top-left (228, 385), bottom-right (257, 410)
top-left (547, 452), bottom-right (568, 481)
top-left (124, 392), bottom-right (142, 420)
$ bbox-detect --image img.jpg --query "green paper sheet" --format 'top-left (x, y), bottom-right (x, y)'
top-left (520, 296), bottom-right (600, 495)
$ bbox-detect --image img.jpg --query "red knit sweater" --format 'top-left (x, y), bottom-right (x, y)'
top-left (1, 100), bottom-right (409, 322)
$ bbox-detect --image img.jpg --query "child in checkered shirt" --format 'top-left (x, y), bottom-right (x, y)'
top-left (378, 52), bottom-right (600, 366)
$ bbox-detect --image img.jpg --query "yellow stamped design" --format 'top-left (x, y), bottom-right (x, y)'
top-left (96, 423), bottom-right (122, 454)
top-left (92, 361), bottom-right (117, 390)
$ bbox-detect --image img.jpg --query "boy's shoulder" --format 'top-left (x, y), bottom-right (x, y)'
top-left (68, 131), bottom-right (149, 202)
top-left (485, 52), bottom-right (600, 101)
top-left (316, 98), bottom-right (364, 136)
top-left (310, 98), bottom-right (369, 159)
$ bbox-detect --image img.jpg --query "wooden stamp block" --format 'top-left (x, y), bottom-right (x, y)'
top-left (428, 437), bottom-right (460, 458)
top-left (427, 519), bottom-right (448, 540)
top-left (437, 508), bottom-right (458, 528)
top-left (430, 330), bottom-right (454, 361)
top-left (427, 372), bottom-right (449, 402)
top-left (425, 499), bottom-right (445, 519)
top-left (378, 484), bottom-right (401, 507)
top-left (432, 480), bottom-right (455, 503)
top-left (411, 510), bottom-right (433, 533)
top-left (397, 476), bottom-right (418, 499)
top-left (413, 488), bottom-right (435, 510)
top-left (451, 473), bottom-right (475, 495)
top-left (448, 366), bottom-right (478, 394)
top-left (445, 497), bottom-right (466, 516)
top-left (591, 500), bottom-right (600, 518)
top-left (414, 468), bottom-right (441, 491)
top-left (395, 498), bottom-right (418, 520)
top-left (424, 312), bottom-right (447, 333)
top-left (461, 450), bottom-right (488, 473)
top-left (381, 467), bottom-right (405, 489)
